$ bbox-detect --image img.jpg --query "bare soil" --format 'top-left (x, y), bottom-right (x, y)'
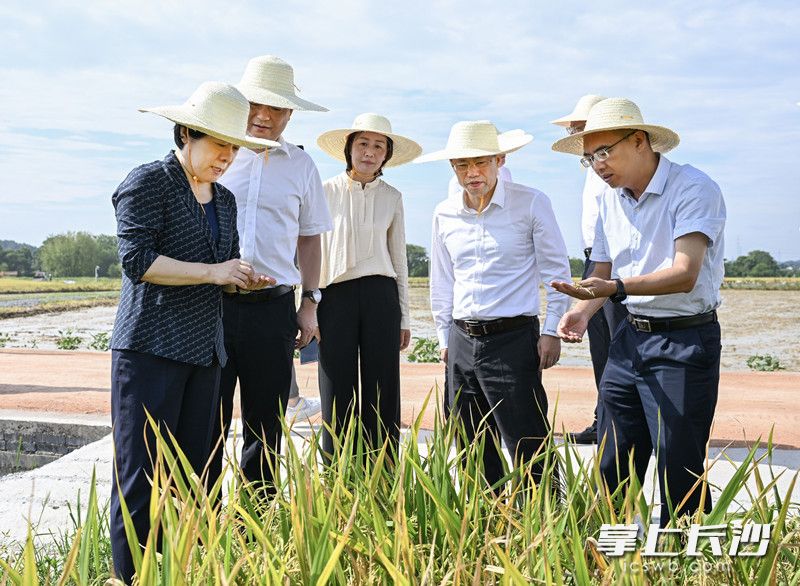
top-left (2, 349), bottom-right (798, 447)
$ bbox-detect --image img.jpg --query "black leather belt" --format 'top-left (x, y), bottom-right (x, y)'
top-left (627, 310), bottom-right (717, 333)
top-left (454, 315), bottom-right (537, 337)
top-left (583, 247), bottom-right (592, 260)
top-left (223, 284), bottom-right (295, 302)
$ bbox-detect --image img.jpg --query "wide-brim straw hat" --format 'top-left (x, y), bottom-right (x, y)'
top-left (139, 82), bottom-right (279, 150)
top-left (236, 55), bottom-right (328, 112)
top-left (551, 94), bottom-right (607, 127)
top-left (552, 97), bottom-right (680, 155)
top-left (316, 113), bottom-right (422, 167)
top-left (413, 120), bottom-right (533, 163)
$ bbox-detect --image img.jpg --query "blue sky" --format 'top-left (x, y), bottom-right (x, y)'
top-left (2, 0), bottom-right (799, 259)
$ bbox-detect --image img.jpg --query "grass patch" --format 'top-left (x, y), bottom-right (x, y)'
top-left (408, 277), bottom-right (429, 288)
top-left (0, 277), bottom-right (121, 294)
top-left (0, 297), bottom-right (119, 320)
top-left (1, 401), bottom-right (799, 583)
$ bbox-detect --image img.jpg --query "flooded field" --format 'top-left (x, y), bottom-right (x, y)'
top-left (0, 288), bottom-right (798, 371)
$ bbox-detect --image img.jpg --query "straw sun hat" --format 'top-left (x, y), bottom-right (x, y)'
top-left (413, 120), bottom-right (533, 163)
top-left (551, 97), bottom-right (680, 155)
top-left (236, 55), bottom-right (328, 112)
top-left (550, 94), bottom-right (607, 127)
top-left (139, 82), bottom-right (278, 150)
top-left (317, 113), bottom-right (423, 167)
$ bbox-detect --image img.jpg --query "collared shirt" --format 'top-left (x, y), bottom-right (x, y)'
top-left (430, 179), bottom-right (571, 348)
top-left (591, 155), bottom-right (726, 317)
top-left (218, 137), bottom-right (333, 285)
top-left (320, 172), bottom-right (410, 328)
top-left (581, 167), bottom-right (607, 249)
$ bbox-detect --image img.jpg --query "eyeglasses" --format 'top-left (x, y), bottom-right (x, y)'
top-left (579, 131), bottom-right (637, 168)
top-left (452, 157), bottom-right (494, 173)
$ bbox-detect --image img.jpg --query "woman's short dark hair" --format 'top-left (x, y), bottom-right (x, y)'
top-left (173, 124), bottom-right (207, 149)
top-left (344, 131), bottom-right (394, 177)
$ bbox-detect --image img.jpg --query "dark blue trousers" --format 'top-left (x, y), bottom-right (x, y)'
top-left (110, 349), bottom-right (219, 584)
top-left (584, 258), bottom-right (629, 416)
top-left (598, 318), bottom-right (721, 526)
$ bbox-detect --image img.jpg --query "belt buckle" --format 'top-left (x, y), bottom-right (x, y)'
top-left (633, 318), bottom-right (652, 332)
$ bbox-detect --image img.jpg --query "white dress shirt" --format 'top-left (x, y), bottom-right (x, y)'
top-left (320, 172), bottom-right (410, 328)
top-left (430, 180), bottom-right (571, 348)
top-left (591, 155), bottom-right (726, 317)
top-left (581, 167), bottom-right (607, 249)
top-left (219, 138), bottom-right (333, 285)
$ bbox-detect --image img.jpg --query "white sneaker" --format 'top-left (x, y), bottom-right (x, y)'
top-left (286, 396), bottom-right (322, 421)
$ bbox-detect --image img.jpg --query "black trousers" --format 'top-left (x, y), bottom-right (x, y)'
top-left (584, 258), bottom-right (629, 419)
top-left (110, 349), bottom-right (219, 584)
top-left (317, 275), bottom-right (401, 459)
top-left (209, 291), bottom-right (296, 490)
top-left (599, 318), bottom-right (721, 526)
top-left (447, 319), bottom-right (553, 489)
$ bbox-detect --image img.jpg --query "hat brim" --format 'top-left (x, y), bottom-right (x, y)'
top-left (140, 106), bottom-right (278, 150)
top-left (413, 132), bottom-right (532, 163)
top-left (316, 128), bottom-right (423, 167)
top-left (550, 112), bottom-right (584, 127)
top-left (551, 123), bottom-right (680, 155)
top-left (236, 84), bottom-right (328, 112)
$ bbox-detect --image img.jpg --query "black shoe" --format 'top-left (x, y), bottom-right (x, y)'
top-left (566, 422), bottom-right (597, 444)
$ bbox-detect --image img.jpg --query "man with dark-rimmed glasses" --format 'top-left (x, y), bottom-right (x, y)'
top-left (552, 95), bottom-right (629, 445)
top-left (550, 98), bottom-right (726, 527)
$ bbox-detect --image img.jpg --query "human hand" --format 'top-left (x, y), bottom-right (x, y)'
top-left (296, 301), bottom-right (319, 348)
top-left (551, 277), bottom-right (616, 301)
top-left (557, 310), bottom-right (590, 343)
top-left (400, 329), bottom-right (411, 351)
top-left (537, 334), bottom-right (561, 372)
top-left (211, 259), bottom-right (255, 288)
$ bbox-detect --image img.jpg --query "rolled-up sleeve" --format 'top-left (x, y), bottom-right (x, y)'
top-left (112, 169), bottom-right (163, 283)
top-left (530, 192), bottom-right (572, 336)
top-left (298, 161), bottom-right (333, 236)
top-left (430, 212), bottom-right (455, 349)
top-left (673, 180), bottom-right (726, 247)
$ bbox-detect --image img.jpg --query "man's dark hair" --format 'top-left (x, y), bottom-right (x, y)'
top-left (173, 124), bottom-right (207, 149)
top-left (344, 131), bottom-right (393, 178)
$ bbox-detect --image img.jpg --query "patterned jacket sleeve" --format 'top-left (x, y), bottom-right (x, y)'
top-left (112, 165), bottom-right (164, 283)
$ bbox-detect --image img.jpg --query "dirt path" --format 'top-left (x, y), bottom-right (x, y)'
top-left (2, 349), bottom-right (798, 447)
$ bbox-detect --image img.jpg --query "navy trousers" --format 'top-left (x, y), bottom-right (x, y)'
top-left (584, 258), bottom-right (629, 416)
top-left (448, 319), bottom-right (554, 489)
top-left (209, 291), bottom-right (296, 491)
top-left (317, 275), bottom-right (402, 460)
top-left (598, 318), bottom-right (721, 526)
top-left (110, 349), bottom-right (219, 584)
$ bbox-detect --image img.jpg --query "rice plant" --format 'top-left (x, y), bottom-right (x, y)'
top-left (1, 393), bottom-right (799, 584)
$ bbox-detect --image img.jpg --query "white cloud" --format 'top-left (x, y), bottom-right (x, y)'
top-left (1, 0), bottom-right (800, 257)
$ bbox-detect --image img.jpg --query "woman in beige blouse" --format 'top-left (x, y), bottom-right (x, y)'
top-left (316, 113), bottom-right (422, 460)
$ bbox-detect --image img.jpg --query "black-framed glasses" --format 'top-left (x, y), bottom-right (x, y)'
top-left (580, 131), bottom-right (637, 168)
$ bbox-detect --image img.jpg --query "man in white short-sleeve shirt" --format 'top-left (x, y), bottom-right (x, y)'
top-left (209, 56), bottom-right (333, 491)
top-left (551, 94), bottom-right (629, 444)
top-left (551, 98), bottom-right (726, 527)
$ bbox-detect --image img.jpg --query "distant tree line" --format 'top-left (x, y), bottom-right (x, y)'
top-left (3, 235), bottom-right (797, 280)
top-left (725, 250), bottom-right (794, 277)
top-left (0, 233), bottom-right (121, 278)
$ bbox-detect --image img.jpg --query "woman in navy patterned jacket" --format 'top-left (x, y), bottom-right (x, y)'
top-left (108, 82), bottom-right (277, 584)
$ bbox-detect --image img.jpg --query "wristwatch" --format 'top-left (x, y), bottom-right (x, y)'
top-left (609, 278), bottom-right (627, 304)
top-left (302, 288), bottom-right (322, 304)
